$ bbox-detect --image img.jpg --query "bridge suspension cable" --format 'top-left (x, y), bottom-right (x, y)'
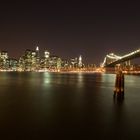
top-left (102, 48), bottom-right (140, 67)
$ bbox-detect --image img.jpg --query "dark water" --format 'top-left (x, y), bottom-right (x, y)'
top-left (0, 72), bottom-right (140, 140)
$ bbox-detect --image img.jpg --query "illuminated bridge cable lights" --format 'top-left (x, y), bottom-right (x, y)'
top-left (101, 53), bottom-right (121, 67)
top-left (102, 48), bottom-right (140, 67)
top-left (120, 49), bottom-right (140, 59)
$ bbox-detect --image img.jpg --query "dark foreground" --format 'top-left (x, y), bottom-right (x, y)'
top-left (0, 72), bottom-right (140, 140)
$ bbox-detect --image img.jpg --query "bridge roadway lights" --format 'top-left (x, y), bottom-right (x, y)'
top-left (114, 71), bottom-right (124, 100)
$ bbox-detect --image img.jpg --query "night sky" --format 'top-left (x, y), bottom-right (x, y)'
top-left (0, 1), bottom-right (140, 64)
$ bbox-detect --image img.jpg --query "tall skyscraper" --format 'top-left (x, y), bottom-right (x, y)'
top-left (35, 46), bottom-right (40, 70)
top-left (44, 50), bottom-right (50, 58)
top-left (36, 46), bottom-right (39, 58)
top-left (78, 55), bottom-right (82, 68)
top-left (0, 51), bottom-right (9, 69)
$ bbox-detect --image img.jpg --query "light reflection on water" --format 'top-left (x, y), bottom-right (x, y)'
top-left (0, 72), bottom-right (139, 139)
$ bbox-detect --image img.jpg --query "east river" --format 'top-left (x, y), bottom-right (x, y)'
top-left (0, 72), bottom-right (140, 140)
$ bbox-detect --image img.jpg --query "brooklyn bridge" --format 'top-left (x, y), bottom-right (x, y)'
top-left (102, 49), bottom-right (140, 67)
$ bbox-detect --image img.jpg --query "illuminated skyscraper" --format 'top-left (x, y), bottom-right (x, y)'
top-left (36, 46), bottom-right (39, 51)
top-left (9, 59), bottom-right (18, 71)
top-left (0, 51), bottom-right (9, 69)
top-left (57, 58), bottom-right (61, 70)
top-left (36, 46), bottom-right (39, 58)
top-left (78, 55), bottom-right (82, 68)
top-left (44, 50), bottom-right (50, 58)
top-left (41, 50), bottom-right (50, 69)
top-left (1, 51), bottom-right (8, 60)
top-left (18, 49), bottom-right (39, 71)
top-left (70, 57), bottom-right (78, 68)
top-left (35, 46), bottom-right (40, 70)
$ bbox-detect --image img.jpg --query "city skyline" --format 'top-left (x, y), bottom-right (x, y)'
top-left (0, 46), bottom-right (83, 61)
top-left (1, 1), bottom-right (140, 64)
top-left (1, 46), bottom-right (140, 73)
top-left (0, 46), bottom-right (88, 72)
top-left (1, 45), bottom-right (140, 66)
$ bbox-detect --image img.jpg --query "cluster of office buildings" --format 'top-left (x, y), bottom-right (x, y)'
top-left (0, 47), bottom-right (84, 72)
